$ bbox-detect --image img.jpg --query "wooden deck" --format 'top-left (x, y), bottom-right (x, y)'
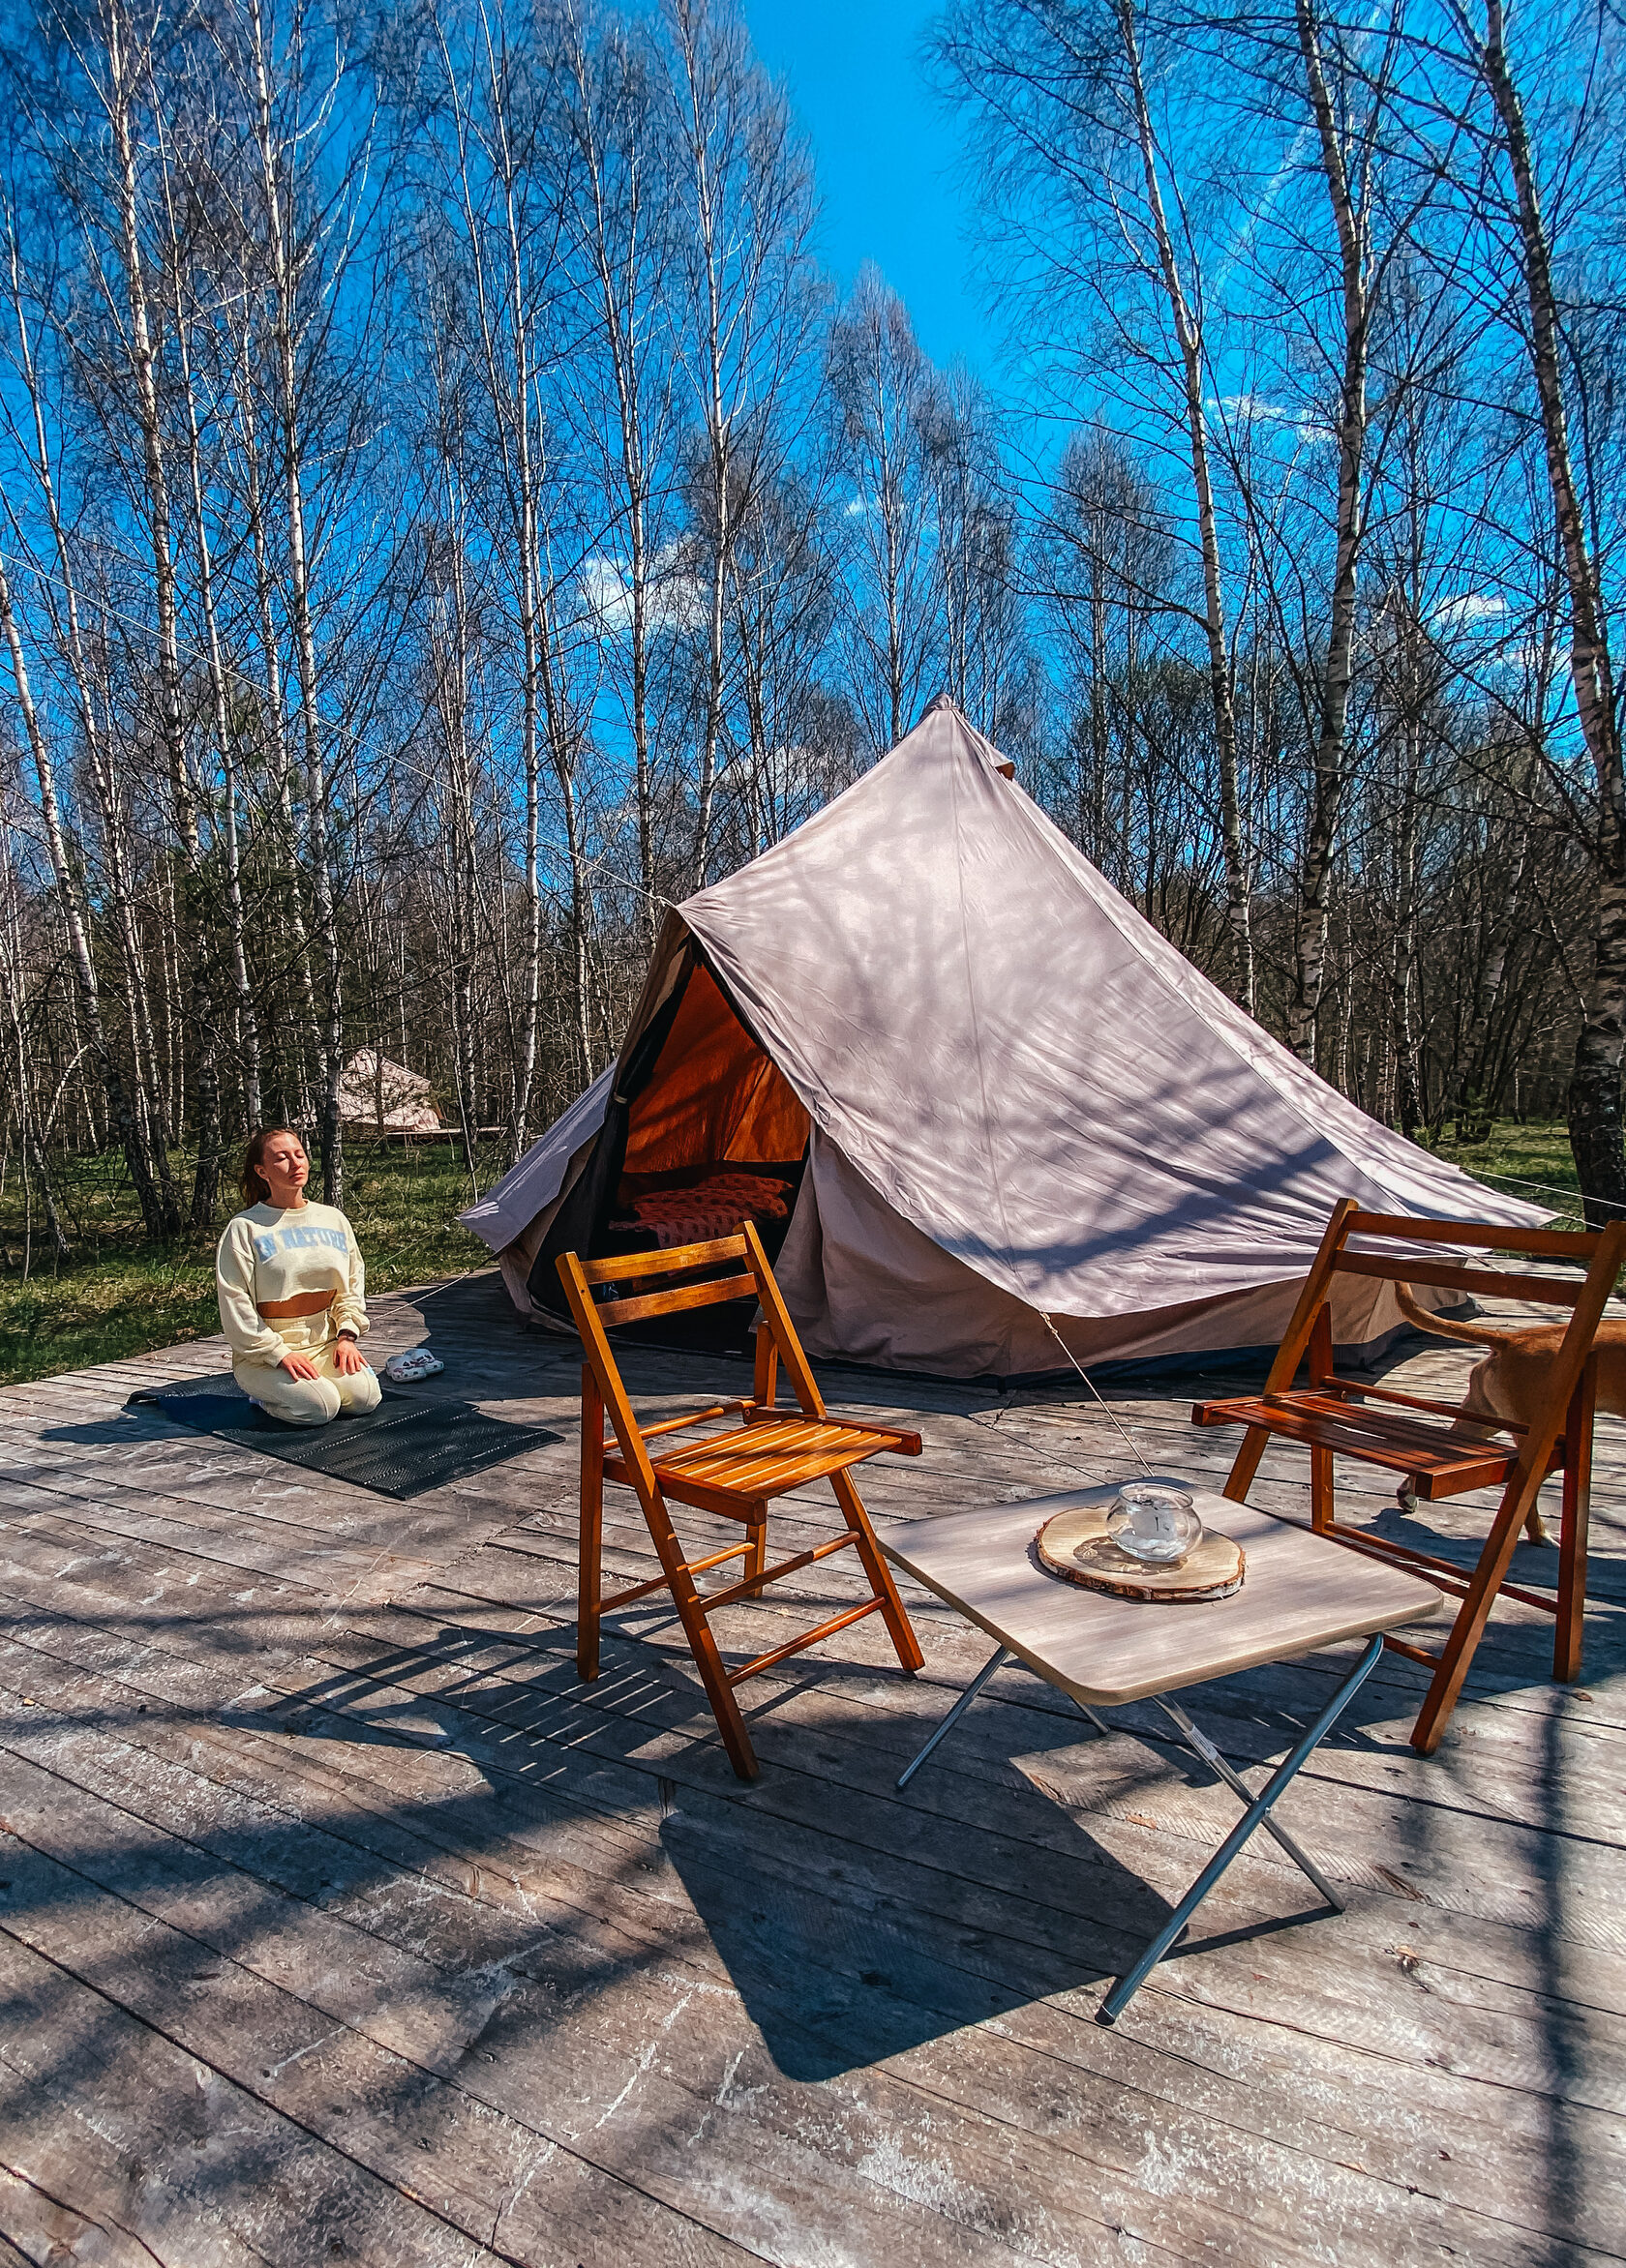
top-left (2, 1268), bottom-right (1623, 2268)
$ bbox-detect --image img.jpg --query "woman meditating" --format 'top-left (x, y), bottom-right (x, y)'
top-left (216, 1127), bottom-right (383, 1426)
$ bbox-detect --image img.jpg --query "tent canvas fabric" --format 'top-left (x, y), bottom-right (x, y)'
top-left (338, 1049), bottom-right (441, 1131)
top-left (462, 701), bottom-right (1543, 1376)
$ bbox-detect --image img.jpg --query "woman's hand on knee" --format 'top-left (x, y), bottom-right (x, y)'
top-left (280, 1352), bottom-right (320, 1382)
top-left (332, 1336), bottom-right (369, 1376)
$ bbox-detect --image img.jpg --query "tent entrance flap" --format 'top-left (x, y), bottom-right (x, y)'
top-left (528, 954), bottom-right (811, 1321)
top-left (621, 962), bottom-right (809, 1178)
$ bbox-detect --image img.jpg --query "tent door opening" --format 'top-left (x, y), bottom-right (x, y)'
top-left (530, 950), bottom-right (811, 1354)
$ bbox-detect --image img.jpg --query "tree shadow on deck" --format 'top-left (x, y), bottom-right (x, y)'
top-left (4, 1540), bottom-right (1616, 2260)
top-left (259, 1608), bottom-right (1385, 2085)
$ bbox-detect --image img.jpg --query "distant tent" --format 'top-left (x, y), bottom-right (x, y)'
top-left (462, 701), bottom-right (1542, 1378)
top-left (339, 1049), bottom-right (440, 1132)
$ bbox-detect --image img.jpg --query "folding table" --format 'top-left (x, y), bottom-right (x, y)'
top-left (880, 1478), bottom-right (1445, 2024)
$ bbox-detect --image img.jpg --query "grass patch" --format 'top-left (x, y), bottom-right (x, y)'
top-left (1430, 1119), bottom-right (1578, 1221)
top-left (0, 1119), bottom-right (1583, 1388)
top-left (0, 1139), bottom-right (504, 1388)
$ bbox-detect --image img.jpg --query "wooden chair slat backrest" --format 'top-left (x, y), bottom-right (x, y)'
top-left (1348, 1214), bottom-right (1601, 1257)
top-left (1232, 1201), bottom-right (1625, 1511)
top-left (555, 1225), bottom-right (781, 1485)
top-left (592, 1272), bottom-right (758, 1328)
top-left (572, 1235), bottom-right (756, 1328)
top-left (1337, 1255), bottom-right (1589, 1306)
top-left (575, 1232), bottom-right (752, 1284)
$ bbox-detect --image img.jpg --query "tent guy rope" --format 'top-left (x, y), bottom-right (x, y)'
top-left (1038, 1311), bottom-right (1153, 1474)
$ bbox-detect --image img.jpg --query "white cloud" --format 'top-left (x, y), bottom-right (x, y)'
top-left (1433, 591), bottom-right (1507, 629)
top-left (581, 542), bottom-right (705, 636)
top-left (1215, 391), bottom-right (1327, 438)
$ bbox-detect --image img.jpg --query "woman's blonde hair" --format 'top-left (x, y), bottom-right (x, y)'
top-left (240, 1126), bottom-right (302, 1208)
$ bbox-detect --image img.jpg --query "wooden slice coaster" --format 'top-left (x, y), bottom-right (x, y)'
top-left (1036, 1503), bottom-right (1245, 1603)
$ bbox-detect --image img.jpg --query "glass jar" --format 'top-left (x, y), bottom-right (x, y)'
top-left (1105, 1482), bottom-right (1203, 1567)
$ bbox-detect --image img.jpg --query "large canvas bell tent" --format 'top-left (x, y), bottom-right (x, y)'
top-left (463, 701), bottom-right (1541, 1377)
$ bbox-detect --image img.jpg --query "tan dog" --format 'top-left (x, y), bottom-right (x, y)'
top-left (1395, 1283), bottom-right (1623, 1541)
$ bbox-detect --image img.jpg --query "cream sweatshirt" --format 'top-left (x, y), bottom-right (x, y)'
top-left (216, 1200), bottom-right (370, 1368)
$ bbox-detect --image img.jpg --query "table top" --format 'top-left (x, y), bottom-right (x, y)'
top-left (879, 1477), bottom-right (1445, 1708)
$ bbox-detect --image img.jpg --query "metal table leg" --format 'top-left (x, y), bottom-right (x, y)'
top-left (1154, 1697), bottom-right (1345, 1912)
top-left (897, 1649), bottom-right (1112, 1789)
top-left (1097, 1633), bottom-right (1384, 2027)
top-left (895, 1646), bottom-right (1011, 1787)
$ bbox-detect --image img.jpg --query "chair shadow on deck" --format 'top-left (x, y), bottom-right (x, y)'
top-left (1336, 1492), bottom-right (1626, 1697)
top-left (249, 1605), bottom-right (1395, 2084)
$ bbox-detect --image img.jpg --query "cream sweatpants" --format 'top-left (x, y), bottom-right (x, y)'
top-left (235, 1316), bottom-right (383, 1428)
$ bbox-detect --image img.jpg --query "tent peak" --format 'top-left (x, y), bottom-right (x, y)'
top-left (917, 692), bottom-right (1016, 777)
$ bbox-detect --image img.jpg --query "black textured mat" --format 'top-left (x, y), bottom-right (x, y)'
top-left (126, 1385), bottom-right (561, 1500)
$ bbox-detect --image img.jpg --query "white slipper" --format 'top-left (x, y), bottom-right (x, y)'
top-left (384, 1348), bottom-right (444, 1383)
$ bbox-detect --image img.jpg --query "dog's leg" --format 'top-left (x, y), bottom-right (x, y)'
top-left (1402, 1365), bottom-right (1550, 1542)
top-left (1464, 1365), bottom-right (1548, 1543)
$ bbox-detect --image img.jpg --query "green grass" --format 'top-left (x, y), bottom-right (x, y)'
top-left (1430, 1119), bottom-right (1580, 1222)
top-left (0, 1119), bottom-right (1585, 1388)
top-left (0, 1139), bottom-right (503, 1388)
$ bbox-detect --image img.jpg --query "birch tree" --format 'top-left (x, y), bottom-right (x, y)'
top-left (827, 268), bottom-right (944, 755)
top-left (933, 0), bottom-right (1255, 1005)
top-left (1444, 0), bottom-right (1626, 1220)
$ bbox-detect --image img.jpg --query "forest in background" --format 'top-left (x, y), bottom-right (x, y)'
top-left (1, 0), bottom-right (1620, 1268)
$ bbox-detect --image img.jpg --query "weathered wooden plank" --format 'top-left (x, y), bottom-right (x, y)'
top-left (4, 1758), bottom-right (1027, 2268)
top-left (15, 1578), bottom-right (1617, 2141)
top-left (3, 1656), bottom-right (1611, 2265)
top-left (0, 2155), bottom-right (250, 2268)
top-left (369, 1590), bottom-right (1626, 1954)
top-left (9, 1424), bottom-right (1551, 1959)
top-left (0, 1930), bottom-right (516, 2268)
top-left (315, 1599), bottom-right (1626, 2011)
top-left (15, 1578), bottom-right (1623, 2086)
top-left (4, 1274), bottom-right (1625, 2268)
top-left (395, 1536), bottom-right (1626, 1888)
top-left (0, 1716), bottom-right (1240, 2265)
top-left (0, 1669), bottom-right (1614, 2268)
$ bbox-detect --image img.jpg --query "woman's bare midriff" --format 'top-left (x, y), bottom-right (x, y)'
top-left (256, 1291), bottom-right (336, 1320)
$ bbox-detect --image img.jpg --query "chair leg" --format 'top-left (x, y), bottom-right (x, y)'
top-left (830, 1467), bottom-right (924, 1673)
top-left (1555, 1361), bottom-right (1596, 1684)
top-left (637, 1481), bottom-right (760, 1780)
top-left (1222, 1422), bottom-right (1272, 1504)
top-left (1410, 1467), bottom-right (1546, 1753)
top-left (578, 1368), bottom-right (605, 1683)
top-left (1310, 1446), bottom-right (1335, 1536)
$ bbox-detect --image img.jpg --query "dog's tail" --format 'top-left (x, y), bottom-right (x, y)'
top-left (1395, 1281), bottom-right (1510, 1349)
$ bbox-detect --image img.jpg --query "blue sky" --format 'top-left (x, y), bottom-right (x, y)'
top-left (739, 0), bottom-right (992, 377)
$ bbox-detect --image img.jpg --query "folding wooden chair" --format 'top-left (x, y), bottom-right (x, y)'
top-left (555, 1220), bottom-right (925, 1778)
top-left (1191, 1200), bottom-right (1625, 1751)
